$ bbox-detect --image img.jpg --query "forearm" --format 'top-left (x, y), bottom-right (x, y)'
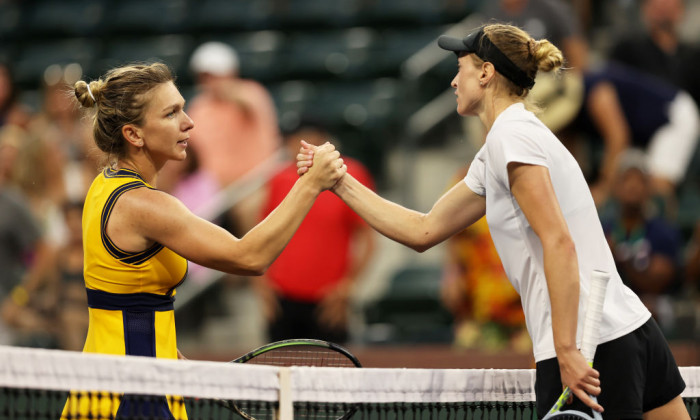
top-left (333, 174), bottom-right (433, 251)
top-left (543, 238), bottom-right (581, 353)
top-left (237, 177), bottom-right (320, 273)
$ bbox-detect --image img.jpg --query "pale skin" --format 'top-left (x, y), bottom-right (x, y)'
top-left (302, 54), bottom-right (604, 411)
top-left (104, 80), bottom-right (346, 351)
top-left (300, 53), bottom-right (691, 420)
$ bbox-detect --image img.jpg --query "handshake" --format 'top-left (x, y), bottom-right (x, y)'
top-left (295, 140), bottom-right (347, 192)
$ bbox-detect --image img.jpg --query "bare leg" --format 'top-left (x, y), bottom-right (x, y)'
top-left (643, 395), bottom-right (690, 420)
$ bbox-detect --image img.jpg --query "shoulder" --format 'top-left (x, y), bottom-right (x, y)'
top-left (115, 187), bottom-right (188, 222)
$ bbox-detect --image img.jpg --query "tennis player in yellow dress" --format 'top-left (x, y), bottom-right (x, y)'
top-left (61, 62), bottom-right (346, 419)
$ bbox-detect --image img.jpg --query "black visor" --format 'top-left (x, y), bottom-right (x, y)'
top-left (438, 28), bottom-right (535, 90)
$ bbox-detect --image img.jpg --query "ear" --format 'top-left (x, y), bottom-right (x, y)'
top-left (480, 62), bottom-right (496, 86)
top-left (121, 124), bottom-right (144, 147)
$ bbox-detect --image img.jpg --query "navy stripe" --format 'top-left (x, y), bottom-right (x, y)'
top-left (123, 310), bottom-right (156, 357)
top-left (86, 288), bottom-right (174, 311)
top-left (101, 181), bottom-right (146, 260)
top-left (100, 179), bottom-right (165, 266)
top-left (117, 307), bottom-right (176, 419)
top-left (116, 395), bottom-right (175, 419)
top-left (121, 244), bottom-right (164, 265)
top-left (104, 167), bottom-right (146, 182)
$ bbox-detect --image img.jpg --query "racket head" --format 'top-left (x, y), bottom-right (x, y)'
top-left (232, 338), bottom-right (362, 368)
top-left (543, 412), bottom-right (597, 420)
top-left (223, 339), bottom-right (362, 420)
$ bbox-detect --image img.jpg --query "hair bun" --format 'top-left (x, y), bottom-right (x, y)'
top-left (74, 80), bottom-right (101, 108)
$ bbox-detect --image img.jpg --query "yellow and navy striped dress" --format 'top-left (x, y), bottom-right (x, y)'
top-left (62, 168), bottom-right (188, 419)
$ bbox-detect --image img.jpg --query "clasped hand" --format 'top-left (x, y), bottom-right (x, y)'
top-left (299, 141), bottom-right (346, 191)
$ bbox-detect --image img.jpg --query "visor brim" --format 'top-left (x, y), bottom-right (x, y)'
top-left (437, 35), bottom-right (471, 53)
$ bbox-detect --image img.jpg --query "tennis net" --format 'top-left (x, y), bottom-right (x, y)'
top-left (0, 345), bottom-right (697, 419)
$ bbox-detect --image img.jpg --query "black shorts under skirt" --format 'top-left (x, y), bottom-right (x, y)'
top-left (535, 317), bottom-right (685, 419)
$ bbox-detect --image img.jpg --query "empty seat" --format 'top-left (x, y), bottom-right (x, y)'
top-left (24, 0), bottom-right (105, 37)
top-left (98, 35), bottom-right (195, 82)
top-left (13, 38), bottom-right (99, 87)
top-left (282, 28), bottom-right (380, 80)
top-left (0, 1), bottom-right (23, 41)
top-left (102, 0), bottom-right (190, 35)
top-left (363, 265), bottom-right (453, 344)
top-left (271, 0), bottom-right (364, 29)
top-left (206, 31), bottom-right (286, 83)
top-left (364, 0), bottom-right (445, 26)
top-left (191, 0), bottom-right (274, 32)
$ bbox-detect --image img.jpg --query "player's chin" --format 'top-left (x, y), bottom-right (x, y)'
top-left (172, 149), bottom-right (188, 161)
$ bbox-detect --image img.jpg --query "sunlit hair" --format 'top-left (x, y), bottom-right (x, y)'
top-left (474, 23), bottom-right (564, 98)
top-left (74, 62), bottom-right (174, 162)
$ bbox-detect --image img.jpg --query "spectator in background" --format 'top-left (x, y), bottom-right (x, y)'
top-left (187, 42), bottom-right (282, 236)
top-left (441, 167), bottom-right (529, 353)
top-left (609, 0), bottom-right (700, 106)
top-left (0, 123), bottom-right (57, 348)
top-left (255, 120), bottom-right (375, 344)
top-left (0, 60), bottom-right (31, 130)
top-left (54, 200), bottom-right (88, 351)
top-left (563, 63), bottom-right (699, 210)
top-left (601, 149), bottom-right (683, 333)
top-left (28, 64), bottom-right (98, 206)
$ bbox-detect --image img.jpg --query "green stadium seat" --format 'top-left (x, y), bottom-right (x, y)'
top-left (0, 1), bottom-right (22, 41)
top-left (24, 0), bottom-right (105, 37)
top-left (270, 0), bottom-right (364, 29)
top-left (102, 0), bottom-right (190, 35)
top-left (362, 265), bottom-right (454, 344)
top-left (97, 35), bottom-right (195, 83)
top-left (12, 38), bottom-right (99, 87)
top-left (191, 0), bottom-right (274, 32)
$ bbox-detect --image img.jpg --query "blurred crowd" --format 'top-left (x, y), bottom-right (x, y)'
top-left (0, 0), bottom-right (699, 352)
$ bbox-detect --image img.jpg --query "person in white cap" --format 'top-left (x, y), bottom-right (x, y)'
top-left (186, 41), bottom-right (282, 236)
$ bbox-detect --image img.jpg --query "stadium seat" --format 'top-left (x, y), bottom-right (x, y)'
top-left (24, 0), bottom-right (105, 38)
top-left (0, 1), bottom-right (22, 42)
top-left (282, 28), bottom-right (381, 80)
top-left (270, 0), bottom-right (364, 29)
top-left (364, 0), bottom-right (445, 26)
top-left (372, 26), bottom-right (446, 77)
top-left (362, 265), bottom-right (454, 344)
top-left (98, 35), bottom-right (195, 83)
top-left (204, 31), bottom-right (287, 83)
top-left (12, 38), bottom-right (100, 87)
top-left (101, 0), bottom-right (190, 35)
top-left (190, 0), bottom-right (274, 32)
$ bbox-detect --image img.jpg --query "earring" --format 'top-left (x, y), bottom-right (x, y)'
top-left (480, 81), bottom-right (484, 86)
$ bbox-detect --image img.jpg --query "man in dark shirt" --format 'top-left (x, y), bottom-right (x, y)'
top-left (609, 0), bottom-right (700, 105)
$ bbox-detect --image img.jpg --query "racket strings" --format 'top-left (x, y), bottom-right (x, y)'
top-left (244, 346), bottom-right (358, 368)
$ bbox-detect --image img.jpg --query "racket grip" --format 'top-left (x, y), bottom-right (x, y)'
top-left (580, 270), bottom-right (610, 362)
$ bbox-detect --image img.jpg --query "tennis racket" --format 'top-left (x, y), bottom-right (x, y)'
top-left (220, 339), bottom-right (362, 420)
top-left (542, 270), bottom-right (610, 420)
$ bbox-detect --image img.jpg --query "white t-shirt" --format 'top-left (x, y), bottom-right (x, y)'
top-left (464, 103), bottom-right (650, 362)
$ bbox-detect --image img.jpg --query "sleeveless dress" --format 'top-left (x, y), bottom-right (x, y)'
top-left (61, 168), bottom-right (188, 419)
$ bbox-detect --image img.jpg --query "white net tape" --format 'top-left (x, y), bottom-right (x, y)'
top-left (0, 345), bottom-right (697, 404)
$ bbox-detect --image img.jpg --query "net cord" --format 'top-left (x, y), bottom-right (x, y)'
top-left (0, 345), bottom-right (697, 404)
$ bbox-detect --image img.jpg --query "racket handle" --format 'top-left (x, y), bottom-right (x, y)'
top-left (580, 270), bottom-right (609, 362)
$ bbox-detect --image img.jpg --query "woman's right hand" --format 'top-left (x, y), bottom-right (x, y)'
top-left (301, 141), bottom-right (346, 191)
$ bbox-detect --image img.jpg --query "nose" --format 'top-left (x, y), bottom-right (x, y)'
top-left (451, 75), bottom-right (458, 89)
top-left (183, 111), bottom-right (194, 131)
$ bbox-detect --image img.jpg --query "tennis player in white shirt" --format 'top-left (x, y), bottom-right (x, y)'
top-left (297, 23), bottom-right (688, 420)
